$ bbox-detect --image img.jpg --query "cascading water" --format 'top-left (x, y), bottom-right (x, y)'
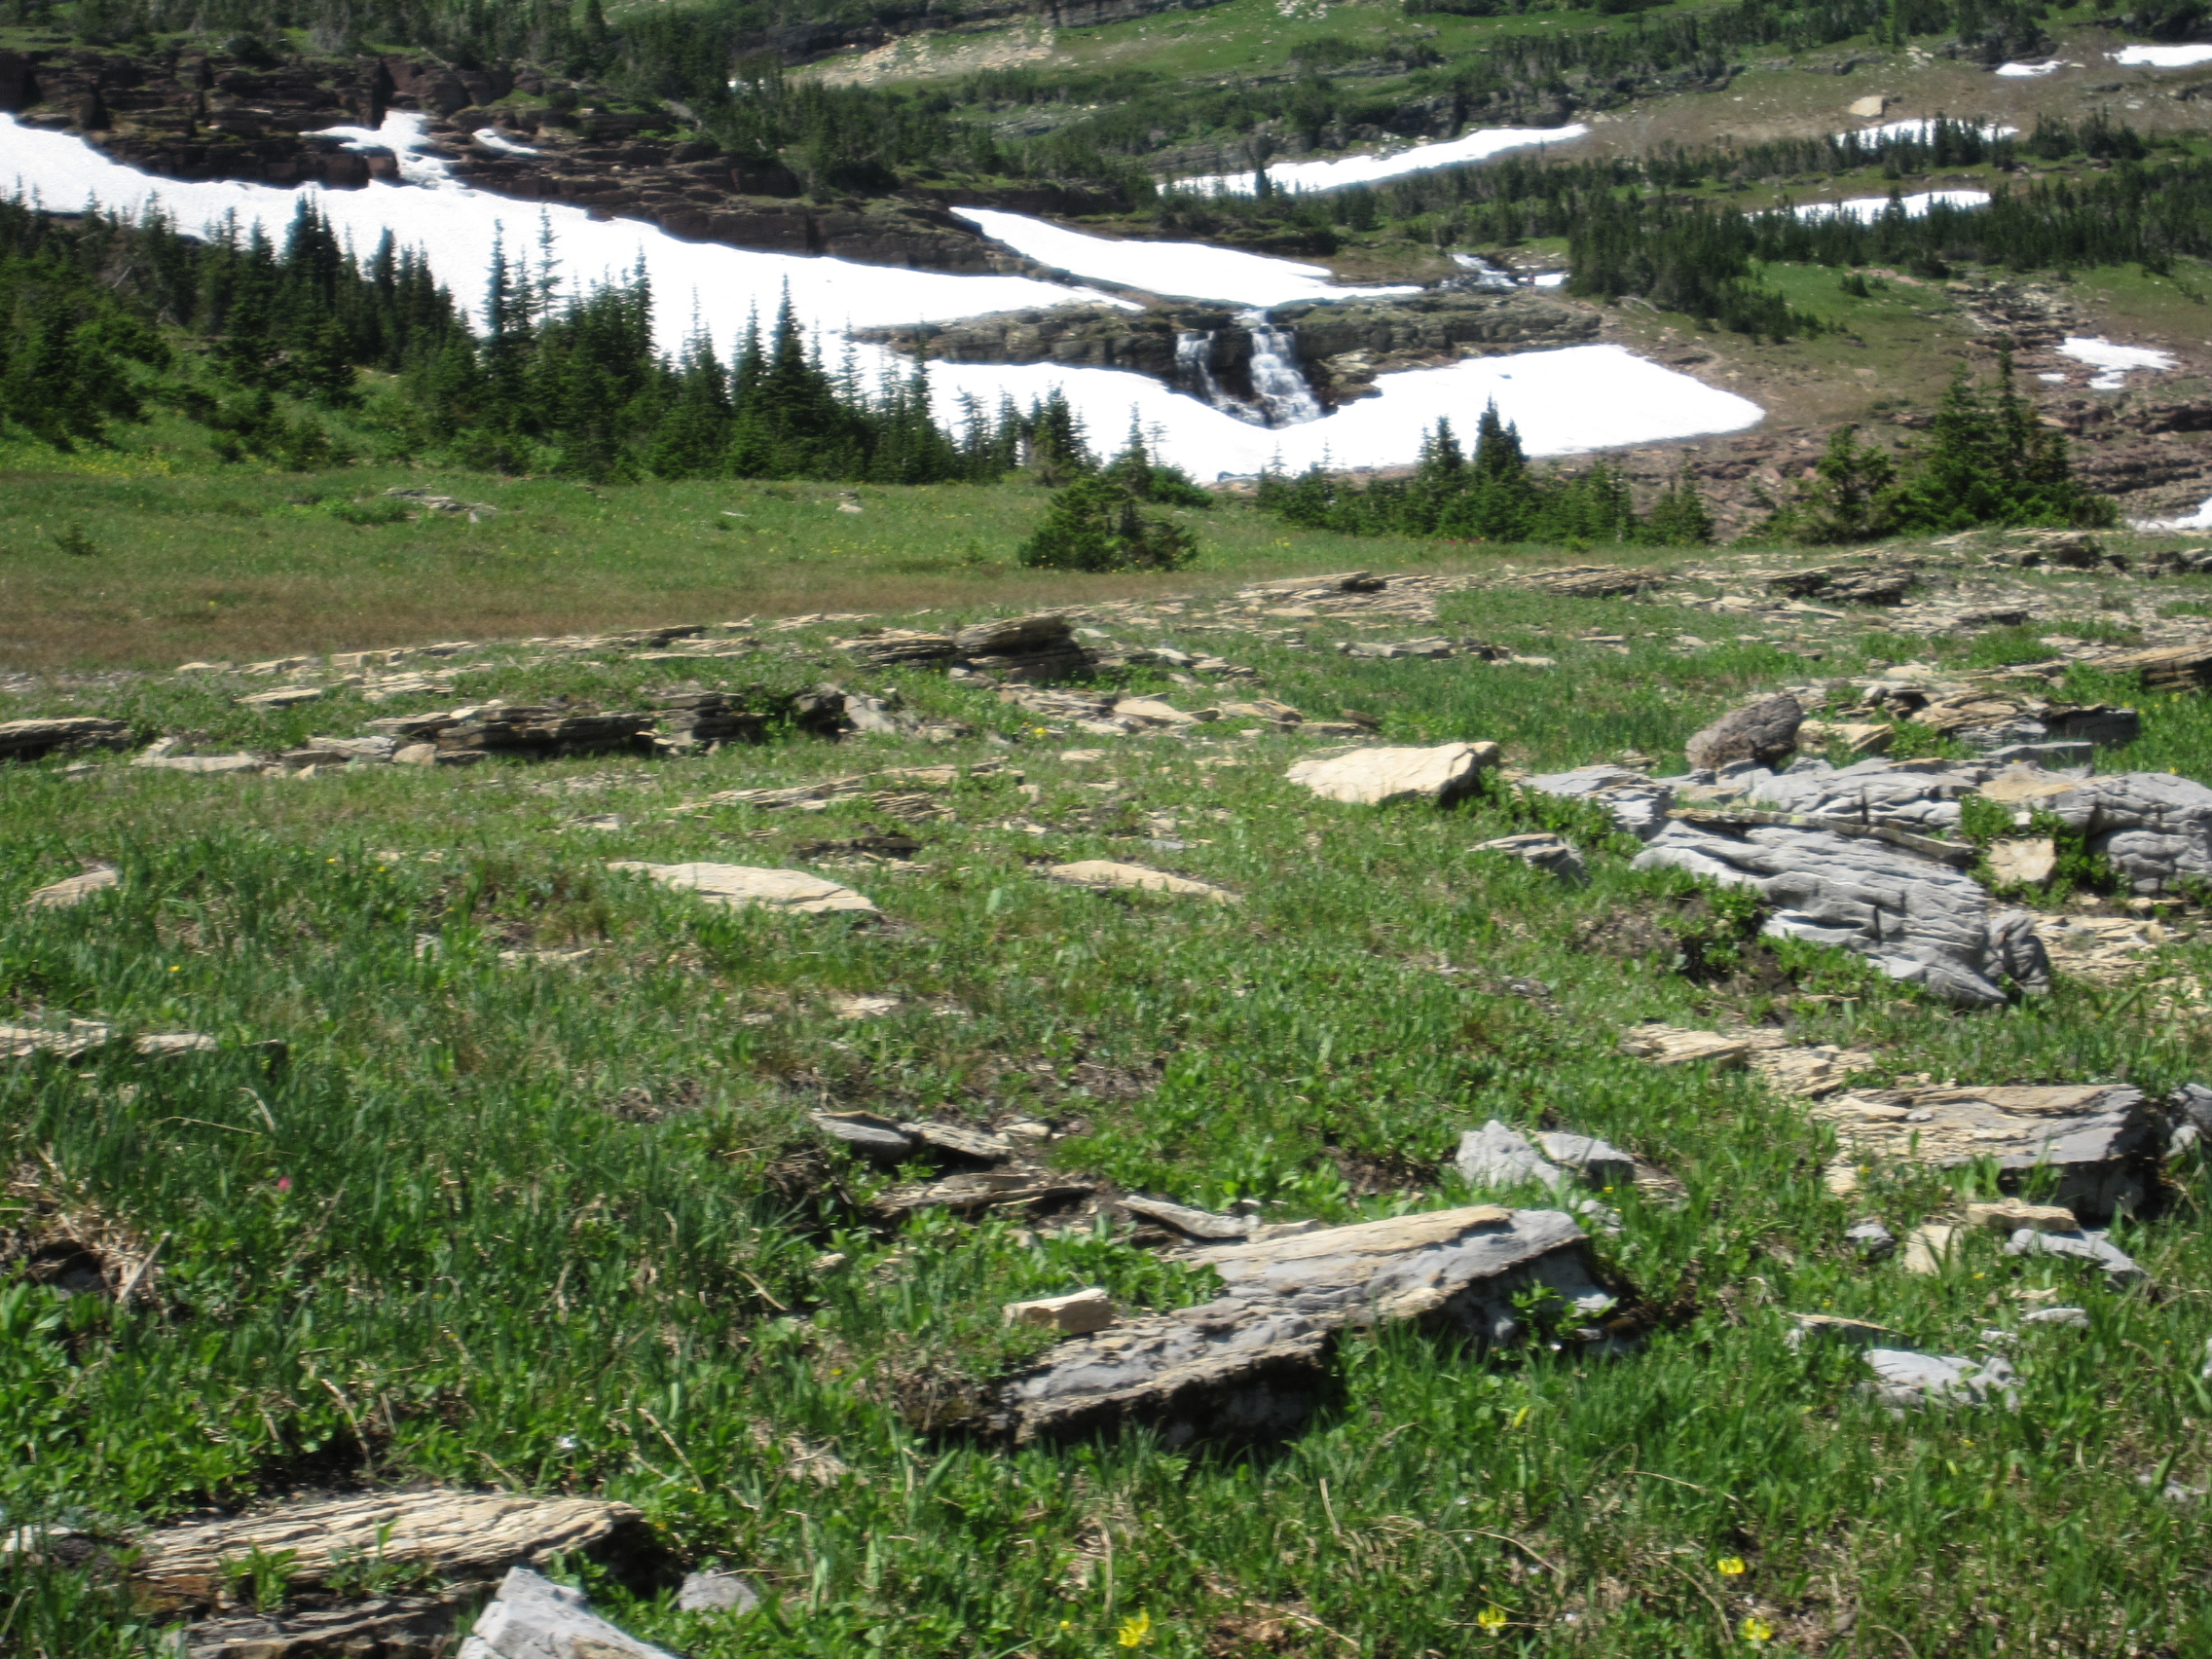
top-left (1175, 329), bottom-right (1265, 425)
top-left (1238, 309), bottom-right (1324, 426)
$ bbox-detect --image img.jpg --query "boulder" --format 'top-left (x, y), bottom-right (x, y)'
top-left (1537, 1130), bottom-right (1635, 1189)
top-left (131, 1493), bottom-right (644, 1605)
top-left (1043, 861), bottom-right (1237, 903)
top-left (1684, 694), bottom-right (1803, 770)
top-left (1472, 831), bottom-right (1586, 881)
top-left (2037, 772), bottom-right (2212, 894)
top-left (458, 1567), bottom-right (676, 1659)
top-left (1862, 1348), bottom-right (2019, 1410)
top-left (1285, 742), bottom-right (1499, 807)
top-left (1815, 1083), bottom-right (2162, 1222)
top-left (608, 863), bottom-right (878, 916)
top-left (1453, 1120), bottom-right (1563, 1190)
top-left (1630, 817), bottom-right (2048, 1006)
top-left (994, 1205), bottom-right (1608, 1445)
top-left (677, 1571), bottom-right (761, 1615)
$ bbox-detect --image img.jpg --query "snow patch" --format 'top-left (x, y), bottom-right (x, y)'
top-left (950, 206), bottom-right (1417, 307)
top-left (2056, 335), bottom-right (2176, 389)
top-left (471, 128), bottom-right (540, 156)
top-left (1995, 59), bottom-right (2071, 76)
top-left (1174, 125), bottom-right (1588, 196)
top-left (1792, 190), bottom-right (1992, 223)
top-left (2132, 495), bottom-right (2212, 531)
top-left (307, 111), bottom-right (456, 187)
top-left (2112, 43), bottom-right (2212, 66)
top-left (1848, 118), bottom-right (2017, 143)
top-left (1531, 272), bottom-right (1569, 289)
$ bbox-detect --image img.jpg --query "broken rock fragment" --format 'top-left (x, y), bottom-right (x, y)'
top-left (1472, 831), bottom-right (1585, 881)
top-left (1005, 1287), bottom-right (1117, 1335)
top-left (608, 863), bottom-right (878, 917)
top-left (1285, 742), bottom-right (1499, 808)
top-left (458, 1567), bottom-right (676, 1659)
top-left (1862, 1348), bottom-right (2019, 1410)
top-left (2003, 1227), bottom-right (2147, 1284)
top-left (24, 866), bottom-right (119, 910)
top-left (678, 1571), bottom-right (761, 1615)
top-left (994, 1205), bottom-right (1606, 1445)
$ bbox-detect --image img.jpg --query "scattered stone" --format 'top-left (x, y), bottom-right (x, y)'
top-left (1453, 1121), bottom-right (1566, 1190)
top-left (1284, 742), bottom-right (1499, 808)
top-left (131, 1493), bottom-right (644, 1605)
top-left (2003, 1227), bottom-right (2147, 1284)
top-left (873, 1170), bottom-right (1095, 1218)
top-left (994, 1204), bottom-right (1607, 1445)
top-left (1119, 1195), bottom-right (1254, 1241)
top-left (1516, 565), bottom-right (1650, 599)
top-left (237, 685), bottom-right (324, 710)
top-left (677, 1571), bottom-right (761, 1616)
top-left (1005, 1287), bottom-right (1117, 1335)
top-left (25, 866), bottom-right (119, 909)
top-left (0, 717), bottom-right (129, 761)
top-left (133, 753), bottom-right (266, 775)
top-left (828, 993), bottom-right (902, 1019)
top-left (1987, 838), bottom-right (2059, 887)
top-left (1472, 831), bottom-right (1585, 881)
top-left (1113, 696), bottom-right (1201, 727)
top-left (1617, 1026), bottom-right (1750, 1067)
top-left (903, 1121), bottom-right (1015, 1162)
top-left (608, 863), bottom-right (878, 917)
top-left (1862, 1347), bottom-right (2019, 1410)
top-left (134, 1033), bottom-right (219, 1058)
top-left (2021, 1305), bottom-right (2091, 1329)
top-left (1685, 693), bottom-right (1803, 771)
top-left (1798, 719), bottom-right (1896, 756)
top-left (811, 1112), bottom-right (916, 1161)
top-left (457, 1567), bottom-right (676, 1659)
top-left (1901, 1224), bottom-right (1962, 1275)
top-left (0, 1020), bottom-right (115, 1061)
top-left (1965, 1198), bottom-right (2079, 1234)
top-left (1846, 1219), bottom-right (1898, 1260)
top-left (1819, 1084), bottom-right (2160, 1221)
top-left (1043, 862), bottom-right (1237, 903)
top-left (1536, 1131), bottom-right (1636, 1190)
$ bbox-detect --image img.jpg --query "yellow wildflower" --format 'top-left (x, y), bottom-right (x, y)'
top-left (1742, 1615), bottom-right (1775, 1643)
top-left (1117, 1609), bottom-right (1152, 1647)
top-left (1717, 1557), bottom-right (1748, 1577)
top-left (1476, 1604), bottom-right (1509, 1633)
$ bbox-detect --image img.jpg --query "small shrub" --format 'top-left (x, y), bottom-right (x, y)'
top-left (1017, 474), bottom-right (1198, 573)
top-left (50, 526), bottom-right (98, 558)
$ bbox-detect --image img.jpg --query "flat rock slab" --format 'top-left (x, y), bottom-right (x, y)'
top-left (2004, 1227), bottom-right (2147, 1284)
top-left (1816, 1083), bottom-right (2161, 1222)
top-left (1285, 742), bottom-right (1499, 808)
top-left (132, 1493), bottom-right (644, 1605)
top-left (995, 1205), bottom-right (1604, 1445)
top-left (608, 863), bottom-right (877, 916)
top-left (1044, 862), bottom-right (1237, 903)
top-left (1631, 817), bottom-right (2046, 1006)
top-left (25, 867), bottom-right (119, 910)
top-left (458, 1567), bottom-right (676, 1659)
top-left (1863, 1348), bottom-right (2019, 1410)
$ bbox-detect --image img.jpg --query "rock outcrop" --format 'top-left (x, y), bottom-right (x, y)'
top-left (2037, 772), bottom-right (2212, 895)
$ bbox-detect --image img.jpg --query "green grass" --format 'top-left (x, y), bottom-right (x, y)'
top-left (7, 479), bottom-right (2212, 1654)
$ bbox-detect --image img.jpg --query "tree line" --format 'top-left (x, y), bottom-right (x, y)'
top-left (0, 194), bottom-right (1078, 482)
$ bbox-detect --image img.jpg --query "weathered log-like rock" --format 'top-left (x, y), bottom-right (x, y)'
top-left (132, 1493), bottom-right (645, 1606)
top-left (608, 862), bottom-right (878, 917)
top-left (1285, 742), bottom-right (1499, 808)
top-left (1815, 1083), bottom-right (2162, 1221)
top-left (458, 1567), bottom-right (677, 1659)
top-left (994, 1205), bottom-right (1605, 1444)
top-left (1684, 694), bottom-right (1803, 771)
top-left (183, 1596), bottom-right (458, 1657)
top-left (0, 717), bottom-right (129, 761)
top-left (1631, 817), bottom-right (2047, 1006)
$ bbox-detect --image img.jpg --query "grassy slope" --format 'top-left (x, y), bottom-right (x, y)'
top-left (7, 458), bottom-right (2212, 1654)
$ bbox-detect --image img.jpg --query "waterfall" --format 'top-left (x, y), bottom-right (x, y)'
top-left (1176, 329), bottom-right (1267, 425)
top-left (1238, 310), bottom-right (1324, 426)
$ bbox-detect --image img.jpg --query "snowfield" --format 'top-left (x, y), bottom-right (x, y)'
top-left (1791, 189), bottom-right (1992, 223)
top-left (0, 114), bottom-right (1766, 475)
top-left (949, 207), bottom-right (1419, 307)
top-left (1994, 59), bottom-right (2071, 76)
top-left (1172, 124), bottom-right (1589, 196)
top-left (1848, 118), bottom-right (2018, 143)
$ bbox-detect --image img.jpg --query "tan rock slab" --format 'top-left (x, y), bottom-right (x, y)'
top-left (1978, 767), bottom-right (2083, 805)
top-left (1901, 1223), bottom-right (1961, 1275)
top-left (237, 686), bottom-right (323, 710)
top-left (1966, 1198), bottom-right (2078, 1234)
top-left (1284, 741), bottom-right (1499, 807)
top-left (131, 1492), bottom-right (642, 1604)
top-left (1005, 1288), bottom-right (1117, 1335)
top-left (608, 862), bottom-right (878, 916)
top-left (1113, 697), bottom-right (1199, 727)
top-left (1987, 838), bottom-right (2058, 886)
top-left (26, 867), bottom-right (119, 909)
top-left (1045, 861), bottom-right (1237, 903)
top-left (1617, 1025), bottom-right (1750, 1067)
